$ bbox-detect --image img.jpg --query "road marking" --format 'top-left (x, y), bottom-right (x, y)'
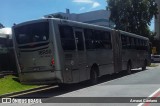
top-left (143, 90), bottom-right (160, 106)
top-left (137, 88), bottom-right (160, 106)
top-left (8, 85), bottom-right (58, 98)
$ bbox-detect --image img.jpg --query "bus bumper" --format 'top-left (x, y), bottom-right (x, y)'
top-left (19, 70), bottom-right (63, 85)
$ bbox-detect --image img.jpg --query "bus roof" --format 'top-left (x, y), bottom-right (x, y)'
top-left (13, 18), bottom-right (149, 41)
top-left (13, 18), bottom-right (113, 32)
top-left (119, 30), bottom-right (149, 40)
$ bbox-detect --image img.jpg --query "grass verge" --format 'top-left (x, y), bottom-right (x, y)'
top-left (0, 75), bottom-right (39, 95)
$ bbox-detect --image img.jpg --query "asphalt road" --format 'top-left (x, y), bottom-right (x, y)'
top-left (3, 63), bottom-right (160, 106)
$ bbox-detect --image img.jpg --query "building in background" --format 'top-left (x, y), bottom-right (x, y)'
top-left (44, 9), bottom-right (115, 28)
top-left (0, 28), bottom-right (12, 39)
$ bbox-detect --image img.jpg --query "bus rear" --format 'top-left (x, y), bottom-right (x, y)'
top-left (12, 19), bottom-right (62, 84)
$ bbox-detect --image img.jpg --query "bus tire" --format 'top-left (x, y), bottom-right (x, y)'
top-left (127, 62), bottom-right (132, 74)
top-left (90, 67), bottom-right (98, 85)
top-left (142, 60), bottom-right (147, 70)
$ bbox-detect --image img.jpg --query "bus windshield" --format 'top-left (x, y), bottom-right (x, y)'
top-left (14, 22), bottom-right (49, 44)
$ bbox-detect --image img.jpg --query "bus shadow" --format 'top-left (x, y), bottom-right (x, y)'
top-left (97, 68), bottom-right (145, 84)
top-left (17, 68), bottom-right (145, 99)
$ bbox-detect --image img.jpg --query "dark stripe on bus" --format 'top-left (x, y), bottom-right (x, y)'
top-left (18, 42), bottom-right (49, 49)
top-left (21, 70), bottom-right (53, 73)
top-left (20, 46), bottom-right (49, 52)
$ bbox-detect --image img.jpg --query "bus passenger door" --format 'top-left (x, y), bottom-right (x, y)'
top-left (112, 30), bottom-right (122, 73)
top-left (74, 29), bottom-right (87, 82)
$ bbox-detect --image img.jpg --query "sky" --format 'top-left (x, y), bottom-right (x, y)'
top-left (0, 0), bottom-right (154, 31)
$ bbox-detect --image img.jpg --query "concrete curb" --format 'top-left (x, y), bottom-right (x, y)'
top-left (0, 85), bottom-right (52, 98)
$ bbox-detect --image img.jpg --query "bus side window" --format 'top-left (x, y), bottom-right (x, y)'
top-left (93, 30), bottom-right (101, 49)
top-left (94, 30), bottom-right (107, 49)
top-left (59, 25), bottom-right (76, 51)
top-left (141, 40), bottom-right (146, 50)
top-left (137, 39), bottom-right (140, 50)
top-left (126, 36), bottom-right (131, 49)
top-left (140, 40), bottom-right (144, 50)
top-left (133, 38), bottom-right (137, 49)
top-left (135, 38), bottom-right (139, 50)
top-left (84, 29), bottom-right (111, 50)
top-left (103, 31), bottom-right (112, 49)
top-left (84, 29), bottom-right (95, 50)
top-left (143, 40), bottom-right (147, 51)
top-left (130, 37), bottom-right (135, 49)
top-left (121, 34), bottom-right (127, 49)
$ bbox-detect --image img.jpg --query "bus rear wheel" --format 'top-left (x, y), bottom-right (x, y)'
top-left (126, 63), bottom-right (132, 74)
top-left (90, 68), bottom-right (98, 85)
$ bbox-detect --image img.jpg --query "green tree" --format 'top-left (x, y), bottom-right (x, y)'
top-left (107, 0), bottom-right (158, 38)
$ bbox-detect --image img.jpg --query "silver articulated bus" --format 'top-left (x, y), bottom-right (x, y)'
top-left (12, 18), bottom-right (151, 85)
